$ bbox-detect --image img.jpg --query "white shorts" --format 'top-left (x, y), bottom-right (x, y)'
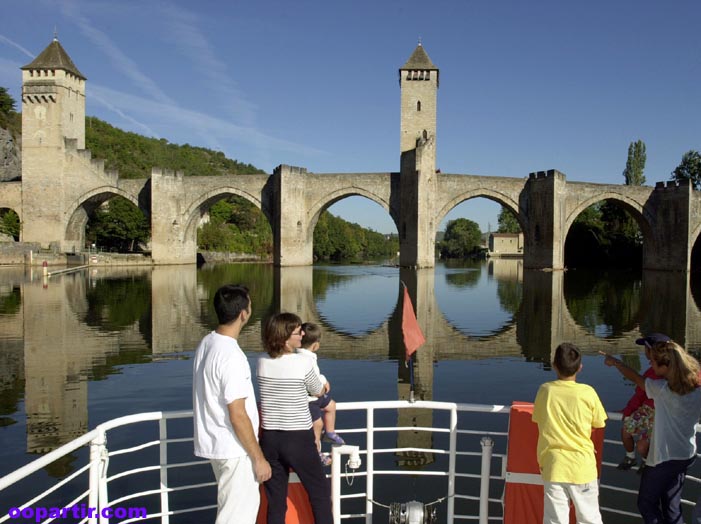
top-left (543, 480), bottom-right (603, 524)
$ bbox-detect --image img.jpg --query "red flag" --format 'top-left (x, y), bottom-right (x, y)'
top-left (402, 285), bottom-right (425, 361)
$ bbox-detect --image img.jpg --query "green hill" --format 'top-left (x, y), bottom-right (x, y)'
top-left (85, 116), bottom-right (264, 178)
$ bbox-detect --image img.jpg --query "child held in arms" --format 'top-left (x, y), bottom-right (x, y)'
top-left (615, 333), bottom-right (669, 473)
top-left (297, 322), bottom-right (345, 465)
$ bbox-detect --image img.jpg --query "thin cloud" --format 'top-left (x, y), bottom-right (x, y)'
top-left (0, 59), bottom-right (22, 90)
top-left (57, 1), bottom-right (272, 158)
top-left (89, 90), bottom-right (158, 138)
top-left (158, 3), bottom-right (258, 124)
top-left (90, 84), bottom-right (325, 157)
top-left (0, 34), bottom-right (35, 59)
top-left (58, 0), bottom-right (175, 106)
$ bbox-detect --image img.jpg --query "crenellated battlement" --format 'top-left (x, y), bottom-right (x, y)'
top-left (274, 164), bottom-right (308, 176)
top-left (76, 149), bottom-right (91, 161)
top-left (151, 167), bottom-right (184, 180)
top-left (63, 138), bottom-right (119, 180)
top-left (90, 159), bottom-right (104, 172)
top-left (528, 169), bottom-right (566, 180)
top-left (655, 179), bottom-right (691, 190)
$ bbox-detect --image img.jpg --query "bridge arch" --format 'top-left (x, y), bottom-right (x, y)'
top-left (434, 189), bottom-right (523, 232)
top-left (306, 187), bottom-right (398, 242)
top-left (692, 224), bottom-right (701, 248)
top-left (564, 193), bottom-right (653, 238)
top-left (690, 225), bottom-right (701, 273)
top-left (65, 187), bottom-right (145, 249)
top-left (181, 187), bottom-right (271, 244)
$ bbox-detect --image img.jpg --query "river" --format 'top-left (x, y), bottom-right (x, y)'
top-left (1, 259), bottom-right (700, 521)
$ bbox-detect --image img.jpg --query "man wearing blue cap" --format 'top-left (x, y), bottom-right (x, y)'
top-left (613, 333), bottom-right (670, 473)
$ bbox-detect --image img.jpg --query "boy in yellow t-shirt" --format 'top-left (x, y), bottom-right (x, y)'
top-left (532, 343), bottom-right (607, 524)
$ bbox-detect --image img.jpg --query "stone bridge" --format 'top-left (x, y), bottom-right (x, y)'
top-left (5, 38), bottom-right (701, 271)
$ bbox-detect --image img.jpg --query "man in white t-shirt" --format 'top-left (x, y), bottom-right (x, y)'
top-left (193, 284), bottom-right (271, 524)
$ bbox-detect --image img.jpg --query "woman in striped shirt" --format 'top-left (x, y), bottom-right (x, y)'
top-left (257, 312), bottom-right (332, 524)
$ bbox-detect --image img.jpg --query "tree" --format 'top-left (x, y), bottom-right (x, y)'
top-left (0, 87), bottom-right (15, 115)
top-left (596, 140), bottom-right (646, 261)
top-left (497, 209), bottom-right (521, 233)
top-left (86, 197), bottom-right (150, 252)
top-left (0, 209), bottom-right (20, 240)
top-left (623, 140), bottom-right (646, 186)
top-left (671, 150), bottom-right (701, 190)
top-left (439, 218), bottom-right (482, 259)
top-left (0, 87), bottom-right (20, 135)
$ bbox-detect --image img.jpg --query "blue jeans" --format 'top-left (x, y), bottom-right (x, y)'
top-left (638, 457), bottom-right (695, 524)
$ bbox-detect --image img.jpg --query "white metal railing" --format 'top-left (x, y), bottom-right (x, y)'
top-left (1, 402), bottom-right (699, 523)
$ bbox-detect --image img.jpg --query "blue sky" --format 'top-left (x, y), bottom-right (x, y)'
top-left (1, 1), bottom-right (700, 234)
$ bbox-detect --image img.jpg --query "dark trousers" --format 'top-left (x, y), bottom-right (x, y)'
top-left (638, 457), bottom-right (695, 524)
top-left (260, 429), bottom-right (332, 524)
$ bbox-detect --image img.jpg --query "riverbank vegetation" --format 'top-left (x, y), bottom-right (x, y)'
top-left (197, 195), bottom-right (398, 262)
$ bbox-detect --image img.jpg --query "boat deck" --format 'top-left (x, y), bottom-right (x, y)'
top-left (1, 400), bottom-right (699, 523)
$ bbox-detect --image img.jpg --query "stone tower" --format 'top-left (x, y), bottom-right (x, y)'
top-left (20, 37), bottom-right (86, 247)
top-left (399, 42), bottom-right (438, 155)
top-left (399, 43), bottom-right (438, 268)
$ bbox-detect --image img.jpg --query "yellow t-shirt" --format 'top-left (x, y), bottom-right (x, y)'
top-left (532, 380), bottom-right (607, 484)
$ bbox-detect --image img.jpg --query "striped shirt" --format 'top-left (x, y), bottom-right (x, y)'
top-left (257, 353), bottom-right (324, 430)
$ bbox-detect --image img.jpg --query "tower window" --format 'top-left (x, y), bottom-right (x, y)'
top-left (425, 71), bottom-right (430, 80)
top-left (417, 101), bottom-right (421, 112)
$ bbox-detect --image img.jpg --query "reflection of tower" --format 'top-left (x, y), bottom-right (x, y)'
top-left (274, 266), bottom-right (315, 319)
top-left (0, 279), bottom-right (25, 427)
top-left (22, 269), bottom-right (151, 456)
top-left (517, 270), bottom-right (564, 364)
top-left (21, 37), bottom-right (86, 248)
top-left (23, 279), bottom-right (88, 453)
top-left (151, 265), bottom-right (202, 354)
top-left (395, 268), bottom-right (436, 468)
top-left (640, 271), bottom-right (692, 346)
top-left (399, 44), bottom-right (439, 269)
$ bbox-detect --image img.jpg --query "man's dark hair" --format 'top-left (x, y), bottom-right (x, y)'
top-left (213, 285), bottom-right (250, 325)
top-left (301, 322), bottom-right (321, 347)
top-left (553, 342), bottom-right (581, 377)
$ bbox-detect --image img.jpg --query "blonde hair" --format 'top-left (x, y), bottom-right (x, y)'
top-left (649, 340), bottom-right (700, 395)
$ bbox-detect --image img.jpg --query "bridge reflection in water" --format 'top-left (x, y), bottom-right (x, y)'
top-left (0, 260), bottom-right (700, 463)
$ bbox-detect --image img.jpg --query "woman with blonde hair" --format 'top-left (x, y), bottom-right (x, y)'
top-left (603, 340), bottom-right (701, 523)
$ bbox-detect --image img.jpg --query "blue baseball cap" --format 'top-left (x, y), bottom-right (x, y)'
top-left (635, 333), bottom-right (670, 347)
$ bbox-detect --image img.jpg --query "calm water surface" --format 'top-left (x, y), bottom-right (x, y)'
top-left (1, 259), bottom-right (701, 521)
